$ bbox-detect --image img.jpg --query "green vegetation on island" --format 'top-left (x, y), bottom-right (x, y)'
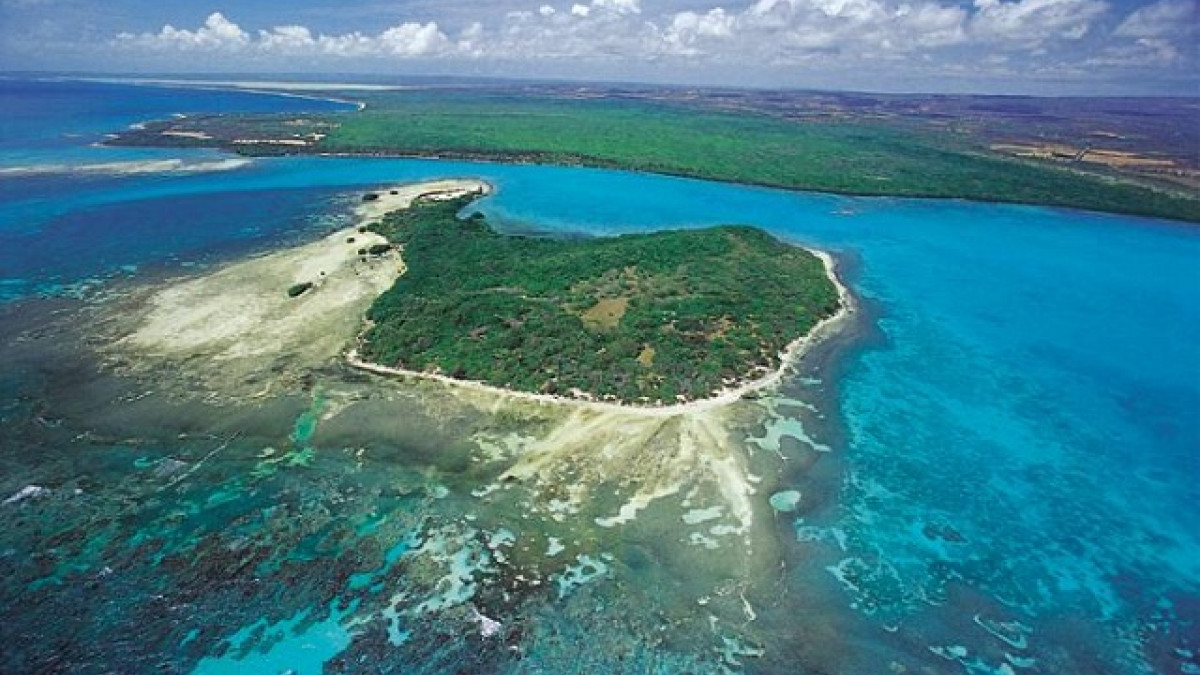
top-left (286, 281), bottom-right (313, 298)
top-left (360, 193), bottom-right (839, 405)
top-left (107, 88), bottom-right (1200, 223)
top-left (324, 92), bottom-right (1200, 222)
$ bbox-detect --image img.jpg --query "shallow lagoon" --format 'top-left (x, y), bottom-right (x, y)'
top-left (1, 80), bottom-right (1198, 674)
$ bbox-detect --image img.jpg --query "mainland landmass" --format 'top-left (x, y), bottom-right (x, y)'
top-left (354, 190), bottom-right (840, 406)
top-left (107, 83), bottom-right (1200, 223)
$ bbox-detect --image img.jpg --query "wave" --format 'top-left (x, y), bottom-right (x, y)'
top-left (0, 158), bottom-right (253, 177)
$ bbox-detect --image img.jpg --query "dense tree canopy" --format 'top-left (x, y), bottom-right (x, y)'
top-left (361, 193), bottom-right (839, 404)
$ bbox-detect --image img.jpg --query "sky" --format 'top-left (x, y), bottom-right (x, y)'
top-left (0, 0), bottom-right (1196, 94)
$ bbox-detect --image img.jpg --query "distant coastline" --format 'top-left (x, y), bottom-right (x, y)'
top-left (110, 134), bottom-right (1200, 224)
top-left (312, 148), bottom-right (1200, 223)
top-left (91, 76), bottom-right (1200, 224)
top-left (64, 75), bottom-right (370, 111)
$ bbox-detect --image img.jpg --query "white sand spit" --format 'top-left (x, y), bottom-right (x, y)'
top-left (115, 178), bottom-right (489, 394)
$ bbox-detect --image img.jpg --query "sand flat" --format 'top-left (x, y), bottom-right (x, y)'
top-left (116, 178), bottom-right (489, 393)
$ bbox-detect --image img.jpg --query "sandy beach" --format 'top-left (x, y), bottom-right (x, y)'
top-left (114, 178), bottom-right (490, 396)
top-left (115, 173), bottom-right (852, 414)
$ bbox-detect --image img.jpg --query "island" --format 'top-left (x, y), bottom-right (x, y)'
top-left (112, 178), bottom-right (846, 410)
top-left (349, 189), bottom-right (841, 406)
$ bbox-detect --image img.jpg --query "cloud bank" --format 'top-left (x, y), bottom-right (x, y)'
top-left (62, 0), bottom-right (1200, 92)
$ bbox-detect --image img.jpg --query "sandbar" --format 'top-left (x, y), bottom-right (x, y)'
top-left (116, 174), bottom-right (852, 414)
top-left (114, 178), bottom-right (489, 395)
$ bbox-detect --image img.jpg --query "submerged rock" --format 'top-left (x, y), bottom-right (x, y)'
top-left (4, 485), bottom-right (49, 505)
top-left (152, 458), bottom-right (189, 479)
top-left (768, 490), bottom-right (801, 512)
top-left (471, 606), bottom-right (503, 637)
top-left (286, 282), bottom-right (314, 298)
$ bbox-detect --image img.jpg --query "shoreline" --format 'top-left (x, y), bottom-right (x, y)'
top-left (71, 71), bottom-right (1196, 224)
top-left (300, 150), bottom-right (1198, 225)
top-left (110, 178), bottom-right (489, 396)
top-left (345, 238), bottom-right (856, 418)
top-left (110, 173), bottom-right (854, 412)
top-left (97, 123), bottom-right (1197, 224)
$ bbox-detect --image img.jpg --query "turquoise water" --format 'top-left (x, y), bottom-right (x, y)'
top-left (1, 79), bottom-right (1197, 673)
top-left (0, 78), bottom-right (352, 167)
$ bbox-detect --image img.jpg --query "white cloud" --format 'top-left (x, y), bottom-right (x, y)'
top-left (101, 1), bottom-right (1196, 87)
top-left (1088, 36), bottom-right (1182, 66)
top-left (110, 2), bottom-right (1113, 65)
top-left (974, 0), bottom-right (1104, 45)
top-left (969, 0), bottom-right (1108, 46)
top-left (119, 12), bottom-right (250, 51)
top-left (895, 4), bottom-right (970, 47)
top-left (1114, 0), bottom-right (1197, 38)
top-left (116, 12), bottom-right (449, 58)
top-left (315, 32), bottom-right (375, 57)
top-left (660, 0), bottom-right (972, 59)
top-left (663, 11), bottom-right (730, 55)
top-left (666, 8), bottom-right (736, 49)
top-left (654, 0), bottom-right (1107, 65)
top-left (593, 0), bottom-right (641, 14)
top-left (257, 25), bottom-right (315, 53)
top-left (457, 21), bottom-right (486, 56)
top-left (1086, 0), bottom-right (1197, 69)
top-left (378, 22), bottom-right (450, 56)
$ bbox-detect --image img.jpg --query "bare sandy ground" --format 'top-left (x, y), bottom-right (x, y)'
top-left (113, 178), bottom-right (489, 396)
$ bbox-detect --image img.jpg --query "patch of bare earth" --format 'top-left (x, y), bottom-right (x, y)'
top-left (579, 296), bottom-right (629, 331)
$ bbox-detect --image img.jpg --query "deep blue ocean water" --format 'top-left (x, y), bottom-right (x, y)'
top-left (1, 78), bottom-right (1197, 674)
